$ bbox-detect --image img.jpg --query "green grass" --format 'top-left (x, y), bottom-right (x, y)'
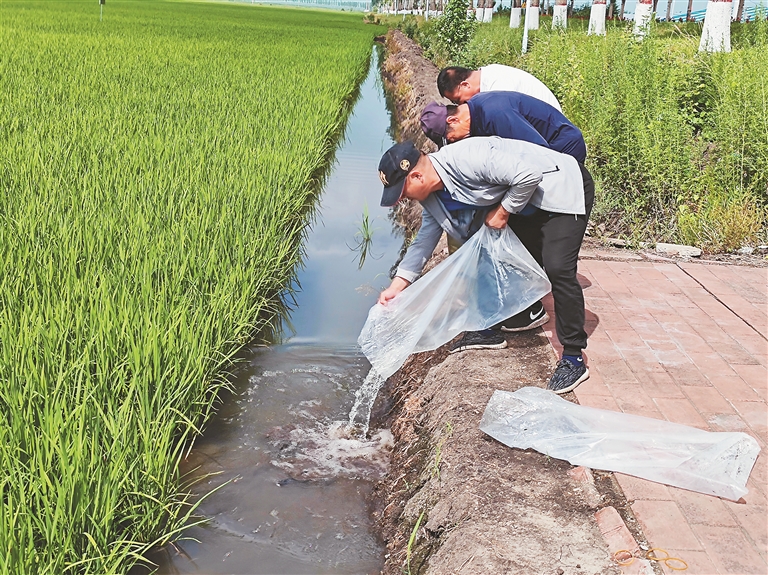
top-left (406, 509), bottom-right (426, 575)
top-left (392, 13), bottom-right (768, 250)
top-left (0, 1), bottom-right (374, 572)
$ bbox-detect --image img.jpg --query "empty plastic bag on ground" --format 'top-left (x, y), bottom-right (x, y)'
top-left (359, 226), bottom-right (551, 380)
top-left (480, 387), bottom-right (761, 501)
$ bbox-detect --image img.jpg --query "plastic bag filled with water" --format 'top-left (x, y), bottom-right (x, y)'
top-left (480, 387), bottom-right (761, 501)
top-left (358, 226), bottom-right (551, 380)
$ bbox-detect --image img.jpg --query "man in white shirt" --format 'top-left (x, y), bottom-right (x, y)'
top-left (437, 64), bottom-right (561, 111)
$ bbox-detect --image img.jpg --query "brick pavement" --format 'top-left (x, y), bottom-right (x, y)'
top-left (541, 251), bottom-right (767, 575)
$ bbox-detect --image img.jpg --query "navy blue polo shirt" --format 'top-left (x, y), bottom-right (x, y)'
top-left (436, 188), bottom-right (474, 213)
top-left (467, 91), bottom-right (587, 163)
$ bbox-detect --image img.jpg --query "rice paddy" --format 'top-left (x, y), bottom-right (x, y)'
top-left (0, 1), bottom-right (374, 572)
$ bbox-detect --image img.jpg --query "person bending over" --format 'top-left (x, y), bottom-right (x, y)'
top-left (420, 91), bottom-right (585, 162)
top-left (376, 136), bottom-right (593, 394)
top-left (419, 90), bottom-right (590, 335)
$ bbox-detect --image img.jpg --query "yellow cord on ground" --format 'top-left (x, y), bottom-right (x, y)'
top-left (612, 550), bottom-right (634, 566)
top-left (663, 557), bottom-right (689, 571)
top-left (645, 548), bottom-right (671, 561)
top-left (612, 547), bottom-right (688, 571)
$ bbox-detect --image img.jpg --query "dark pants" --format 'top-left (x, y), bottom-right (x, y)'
top-left (507, 163), bottom-right (595, 357)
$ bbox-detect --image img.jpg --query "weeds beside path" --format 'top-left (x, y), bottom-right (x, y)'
top-left (386, 15), bottom-right (768, 252)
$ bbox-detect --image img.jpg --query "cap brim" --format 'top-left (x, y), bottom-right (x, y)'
top-left (380, 179), bottom-right (405, 207)
top-left (427, 133), bottom-right (446, 149)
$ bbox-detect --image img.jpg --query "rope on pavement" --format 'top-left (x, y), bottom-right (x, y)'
top-left (612, 547), bottom-right (689, 570)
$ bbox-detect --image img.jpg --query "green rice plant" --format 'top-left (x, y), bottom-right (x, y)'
top-left (0, 1), bottom-right (375, 573)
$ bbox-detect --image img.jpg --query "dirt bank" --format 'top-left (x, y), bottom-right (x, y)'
top-left (369, 30), bottom-right (647, 575)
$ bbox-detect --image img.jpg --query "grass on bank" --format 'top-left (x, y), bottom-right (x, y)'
top-left (387, 12), bottom-right (768, 251)
top-left (0, 2), bottom-right (373, 572)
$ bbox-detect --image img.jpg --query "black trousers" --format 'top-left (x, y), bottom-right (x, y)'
top-left (507, 163), bottom-right (595, 357)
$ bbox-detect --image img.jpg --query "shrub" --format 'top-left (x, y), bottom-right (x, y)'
top-left (427, 0), bottom-right (478, 64)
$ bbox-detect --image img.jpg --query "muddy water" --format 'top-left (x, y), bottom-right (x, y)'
top-left (155, 52), bottom-right (400, 574)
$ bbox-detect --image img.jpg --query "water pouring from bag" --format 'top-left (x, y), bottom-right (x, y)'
top-left (347, 368), bottom-right (386, 436)
top-left (350, 226), bottom-right (552, 434)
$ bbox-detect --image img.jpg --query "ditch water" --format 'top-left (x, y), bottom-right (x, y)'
top-left (153, 50), bottom-right (401, 574)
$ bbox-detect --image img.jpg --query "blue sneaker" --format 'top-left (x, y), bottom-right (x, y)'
top-left (547, 358), bottom-right (589, 394)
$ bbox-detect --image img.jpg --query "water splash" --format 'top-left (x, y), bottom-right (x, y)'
top-left (270, 421), bottom-right (393, 480)
top-left (347, 368), bottom-right (385, 435)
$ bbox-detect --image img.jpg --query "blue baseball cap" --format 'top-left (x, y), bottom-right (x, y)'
top-left (378, 141), bottom-right (422, 207)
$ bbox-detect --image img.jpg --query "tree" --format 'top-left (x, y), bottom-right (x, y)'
top-left (699, 0), bottom-right (732, 52)
top-left (476, 0), bottom-right (485, 21)
top-left (434, 0), bottom-right (477, 60)
top-left (588, 0), bottom-right (607, 33)
top-left (735, 0), bottom-right (745, 21)
top-left (554, 0), bottom-right (568, 27)
top-left (528, 0), bottom-right (541, 29)
top-left (633, 0), bottom-right (653, 35)
top-left (510, 0), bottom-right (522, 27)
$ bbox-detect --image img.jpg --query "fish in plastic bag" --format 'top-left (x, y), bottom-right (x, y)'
top-left (480, 387), bottom-right (761, 501)
top-left (358, 226), bottom-right (551, 380)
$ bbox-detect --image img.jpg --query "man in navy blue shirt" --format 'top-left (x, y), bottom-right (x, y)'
top-left (420, 91), bottom-right (586, 163)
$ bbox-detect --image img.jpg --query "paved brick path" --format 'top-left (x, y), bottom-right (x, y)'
top-left (541, 250), bottom-right (767, 575)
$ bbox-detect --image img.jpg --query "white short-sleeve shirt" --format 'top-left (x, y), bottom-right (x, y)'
top-left (479, 64), bottom-right (562, 111)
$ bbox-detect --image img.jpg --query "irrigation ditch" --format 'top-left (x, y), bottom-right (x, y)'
top-left (149, 50), bottom-right (401, 574)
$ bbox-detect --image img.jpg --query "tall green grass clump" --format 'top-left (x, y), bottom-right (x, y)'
top-left (0, 1), bottom-right (373, 572)
top-left (419, 16), bottom-right (768, 250)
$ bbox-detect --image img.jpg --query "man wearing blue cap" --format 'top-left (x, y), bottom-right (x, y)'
top-left (376, 136), bottom-right (592, 395)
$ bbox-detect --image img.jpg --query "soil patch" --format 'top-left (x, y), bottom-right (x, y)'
top-left (370, 335), bottom-right (623, 575)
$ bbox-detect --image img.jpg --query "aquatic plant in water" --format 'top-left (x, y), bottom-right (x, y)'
top-left (347, 204), bottom-right (383, 269)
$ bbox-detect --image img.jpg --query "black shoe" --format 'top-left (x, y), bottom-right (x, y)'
top-left (547, 358), bottom-right (589, 394)
top-left (496, 301), bottom-right (549, 332)
top-left (448, 330), bottom-right (508, 354)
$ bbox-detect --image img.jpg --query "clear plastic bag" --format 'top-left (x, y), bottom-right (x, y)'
top-left (358, 226), bottom-right (551, 380)
top-left (480, 387), bottom-right (761, 501)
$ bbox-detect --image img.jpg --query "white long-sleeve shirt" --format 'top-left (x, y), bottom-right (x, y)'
top-left (396, 136), bottom-right (584, 282)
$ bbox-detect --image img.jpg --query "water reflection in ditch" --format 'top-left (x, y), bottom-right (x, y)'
top-left (153, 49), bottom-right (401, 574)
